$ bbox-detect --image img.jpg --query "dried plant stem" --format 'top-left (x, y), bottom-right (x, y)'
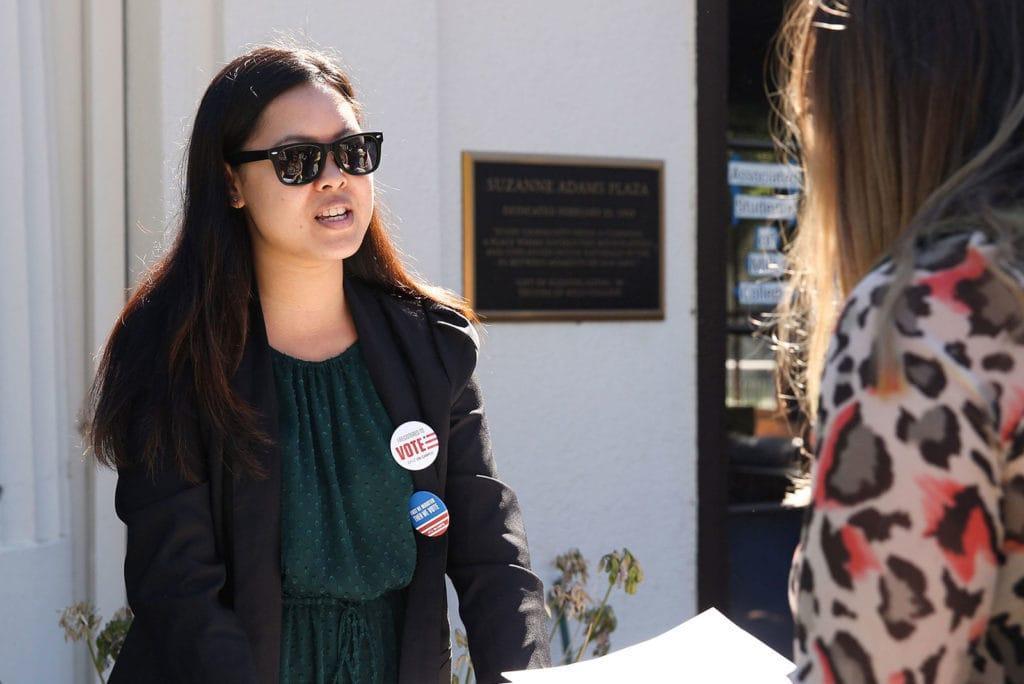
top-left (85, 638), bottom-right (107, 684)
top-left (548, 607), bottom-right (566, 644)
top-left (574, 582), bottom-right (614, 663)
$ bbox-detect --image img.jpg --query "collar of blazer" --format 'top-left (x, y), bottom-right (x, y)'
top-left (223, 272), bottom-right (475, 681)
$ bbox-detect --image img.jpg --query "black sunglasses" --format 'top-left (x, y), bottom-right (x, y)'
top-left (225, 131), bottom-right (383, 186)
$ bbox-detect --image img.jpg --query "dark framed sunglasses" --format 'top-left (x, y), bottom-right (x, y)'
top-left (225, 131), bottom-right (383, 186)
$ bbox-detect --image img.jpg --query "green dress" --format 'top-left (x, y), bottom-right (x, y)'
top-left (271, 341), bottom-right (417, 684)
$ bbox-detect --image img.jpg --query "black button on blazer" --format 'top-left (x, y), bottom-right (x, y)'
top-left (107, 275), bottom-right (551, 684)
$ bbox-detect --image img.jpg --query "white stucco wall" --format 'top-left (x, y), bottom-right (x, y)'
top-left (433, 3), bottom-right (698, 651)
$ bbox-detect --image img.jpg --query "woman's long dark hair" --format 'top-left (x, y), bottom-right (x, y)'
top-left (81, 42), bottom-right (476, 485)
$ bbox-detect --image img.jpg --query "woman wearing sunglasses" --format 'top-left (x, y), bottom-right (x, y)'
top-left (82, 43), bottom-right (550, 683)
top-left (774, 1), bottom-right (1024, 682)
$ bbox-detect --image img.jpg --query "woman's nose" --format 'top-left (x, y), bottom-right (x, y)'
top-left (317, 150), bottom-right (347, 189)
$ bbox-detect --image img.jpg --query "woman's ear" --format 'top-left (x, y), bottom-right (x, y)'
top-left (223, 162), bottom-right (245, 209)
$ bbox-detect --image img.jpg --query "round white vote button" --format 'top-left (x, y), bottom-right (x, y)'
top-left (390, 420), bottom-right (439, 471)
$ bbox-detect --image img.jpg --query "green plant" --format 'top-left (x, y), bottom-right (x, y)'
top-left (553, 547), bottom-right (643, 664)
top-left (58, 602), bottom-right (133, 683)
top-left (450, 547), bottom-right (644, 682)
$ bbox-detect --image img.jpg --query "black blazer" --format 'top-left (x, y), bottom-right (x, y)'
top-left (108, 275), bottom-right (551, 684)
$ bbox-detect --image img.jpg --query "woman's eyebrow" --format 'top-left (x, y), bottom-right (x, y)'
top-left (271, 126), bottom-right (356, 147)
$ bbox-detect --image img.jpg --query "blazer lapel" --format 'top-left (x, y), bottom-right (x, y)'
top-left (228, 291), bottom-right (283, 683)
top-left (344, 277), bottom-right (454, 494)
top-left (344, 276), bottom-right (453, 683)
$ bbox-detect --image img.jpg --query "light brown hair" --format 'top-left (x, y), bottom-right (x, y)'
top-left (771, 0), bottom-right (1024, 426)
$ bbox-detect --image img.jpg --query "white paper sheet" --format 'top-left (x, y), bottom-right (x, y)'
top-left (502, 608), bottom-right (796, 683)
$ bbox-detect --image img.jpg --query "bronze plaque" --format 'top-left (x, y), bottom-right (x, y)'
top-left (462, 151), bottom-right (664, 321)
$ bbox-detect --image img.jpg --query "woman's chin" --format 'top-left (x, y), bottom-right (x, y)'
top-left (318, 230), bottom-right (368, 261)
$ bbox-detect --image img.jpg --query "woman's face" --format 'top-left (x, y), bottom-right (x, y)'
top-left (224, 82), bottom-right (374, 263)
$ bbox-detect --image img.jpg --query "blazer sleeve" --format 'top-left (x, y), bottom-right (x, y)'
top-left (111, 313), bottom-right (258, 683)
top-left (429, 306), bottom-right (552, 683)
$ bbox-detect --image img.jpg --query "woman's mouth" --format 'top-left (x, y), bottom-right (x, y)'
top-left (315, 209), bottom-right (352, 227)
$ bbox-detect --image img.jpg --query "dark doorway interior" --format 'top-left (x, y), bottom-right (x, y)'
top-left (726, 0), bottom-right (804, 660)
top-left (697, 0), bottom-right (805, 661)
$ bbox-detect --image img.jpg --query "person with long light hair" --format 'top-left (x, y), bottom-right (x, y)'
top-left (773, 1), bottom-right (1024, 681)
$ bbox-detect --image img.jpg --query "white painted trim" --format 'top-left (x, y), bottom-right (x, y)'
top-left (82, 0), bottom-right (128, 627)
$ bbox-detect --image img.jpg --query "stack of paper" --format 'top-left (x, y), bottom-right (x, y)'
top-left (502, 608), bottom-right (796, 683)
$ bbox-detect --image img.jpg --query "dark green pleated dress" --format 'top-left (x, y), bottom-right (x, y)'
top-left (270, 340), bottom-right (417, 684)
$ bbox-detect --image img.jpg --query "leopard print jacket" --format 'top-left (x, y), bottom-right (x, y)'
top-left (789, 229), bottom-right (1024, 683)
